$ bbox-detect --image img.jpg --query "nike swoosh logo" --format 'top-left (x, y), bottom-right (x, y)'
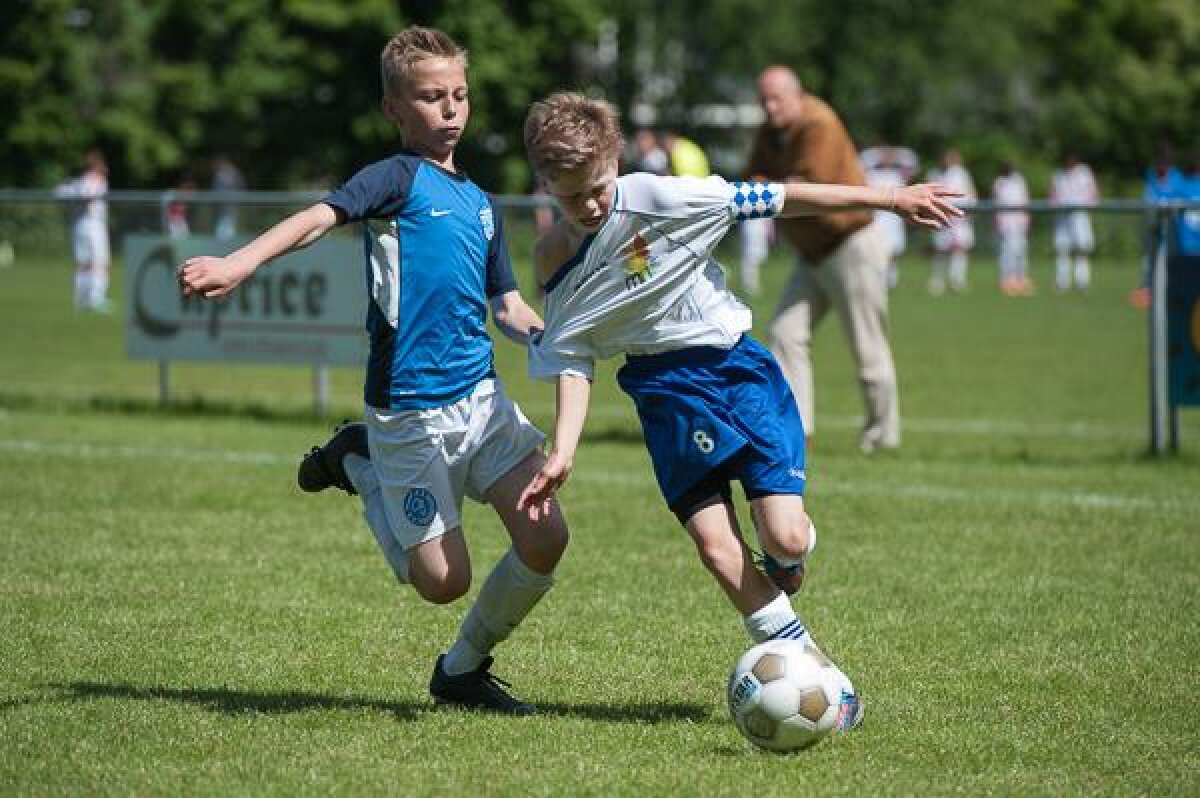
top-left (430, 209), bottom-right (452, 217)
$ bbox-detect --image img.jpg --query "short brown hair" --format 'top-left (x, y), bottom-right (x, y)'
top-left (524, 92), bottom-right (623, 178)
top-left (381, 26), bottom-right (467, 98)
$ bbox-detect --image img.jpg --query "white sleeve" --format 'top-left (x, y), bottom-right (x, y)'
top-left (528, 337), bottom-right (595, 382)
top-left (622, 173), bottom-right (783, 222)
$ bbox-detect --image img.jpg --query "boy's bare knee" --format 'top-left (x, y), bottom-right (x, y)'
top-left (693, 536), bottom-right (736, 575)
top-left (411, 571), bottom-right (471, 605)
top-left (517, 516), bottom-right (569, 574)
top-left (762, 510), bottom-right (813, 562)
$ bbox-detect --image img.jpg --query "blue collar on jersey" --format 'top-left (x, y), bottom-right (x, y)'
top-left (543, 232), bottom-right (596, 294)
top-left (543, 183), bottom-right (621, 294)
top-left (398, 147), bottom-right (471, 182)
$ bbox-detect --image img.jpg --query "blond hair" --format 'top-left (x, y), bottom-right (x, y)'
top-left (524, 92), bottom-right (623, 178)
top-left (380, 26), bottom-right (467, 98)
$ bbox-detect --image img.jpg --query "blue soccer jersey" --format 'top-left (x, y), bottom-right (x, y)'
top-left (324, 153), bottom-right (517, 410)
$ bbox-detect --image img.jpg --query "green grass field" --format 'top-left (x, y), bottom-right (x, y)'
top-left (2, 241), bottom-right (1197, 796)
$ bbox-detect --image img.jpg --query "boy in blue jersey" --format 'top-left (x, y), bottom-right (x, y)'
top-left (517, 94), bottom-right (961, 729)
top-left (179, 27), bottom-right (568, 715)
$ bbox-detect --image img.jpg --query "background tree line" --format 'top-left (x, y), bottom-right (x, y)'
top-left (1, 0), bottom-right (1195, 195)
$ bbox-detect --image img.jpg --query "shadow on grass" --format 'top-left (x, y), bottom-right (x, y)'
top-left (48, 681), bottom-right (712, 725)
top-left (54, 681), bottom-right (426, 719)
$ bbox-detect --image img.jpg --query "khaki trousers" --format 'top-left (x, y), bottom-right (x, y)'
top-left (768, 223), bottom-right (900, 449)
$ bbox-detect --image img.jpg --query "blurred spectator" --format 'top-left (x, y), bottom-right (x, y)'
top-left (737, 213), bottom-right (773, 297)
top-left (166, 180), bottom-right (195, 239)
top-left (861, 145), bottom-right (918, 288)
top-left (211, 154), bottom-right (245, 240)
top-left (55, 149), bottom-right (111, 312)
top-left (1179, 152), bottom-right (1200, 256)
top-left (992, 161), bottom-right (1033, 296)
top-left (1133, 150), bottom-right (1184, 308)
top-left (1050, 153), bottom-right (1099, 293)
top-left (746, 65), bottom-right (899, 452)
top-left (661, 131), bottom-right (711, 177)
top-left (926, 149), bottom-right (976, 295)
top-left (630, 128), bottom-right (670, 175)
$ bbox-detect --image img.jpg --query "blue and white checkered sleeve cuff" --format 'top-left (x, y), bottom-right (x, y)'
top-left (729, 181), bottom-right (785, 220)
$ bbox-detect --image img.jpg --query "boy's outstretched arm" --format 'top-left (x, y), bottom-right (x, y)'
top-left (489, 290), bottom-right (545, 346)
top-left (179, 203), bottom-right (339, 298)
top-left (780, 181), bottom-right (964, 229)
top-left (517, 373), bottom-right (591, 521)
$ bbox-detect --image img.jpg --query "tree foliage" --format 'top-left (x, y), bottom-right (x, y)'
top-left (0, 0), bottom-right (1194, 193)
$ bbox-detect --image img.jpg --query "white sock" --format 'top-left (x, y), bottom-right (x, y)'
top-left (1056, 253), bottom-right (1071, 290)
top-left (949, 251), bottom-right (968, 287)
top-left (929, 256), bottom-right (947, 289)
top-left (343, 453), bottom-right (409, 583)
top-left (744, 591), bottom-right (813, 645)
top-left (1074, 257), bottom-right (1090, 290)
top-left (90, 266), bottom-right (109, 306)
top-left (74, 271), bottom-right (92, 308)
top-left (442, 548), bottom-right (554, 675)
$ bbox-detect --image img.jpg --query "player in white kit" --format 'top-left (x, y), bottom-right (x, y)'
top-left (861, 145), bottom-right (918, 288)
top-left (56, 150), bottom-right (111, 312)
top-left (926, 149), bottom-right (976, 295)
top-left (1050, 154), bottom-right (1099, 293)
top-left (992, 161), bottom-right (1033, 296)
top-left (517, 93), bottom-right (961, 731)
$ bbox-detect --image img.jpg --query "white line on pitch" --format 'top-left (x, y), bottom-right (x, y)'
top-left (1, 436), bottom-right (1190, 514)
top-left (0, 438), bottom-right (291, 466)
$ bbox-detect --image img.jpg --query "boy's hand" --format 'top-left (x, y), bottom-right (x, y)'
top-left (517, 449), bottom-right (573, 522)
top-left (178, 255), bottom-right (255, 298)
top-left (893, 183), bottom-right (965, 229)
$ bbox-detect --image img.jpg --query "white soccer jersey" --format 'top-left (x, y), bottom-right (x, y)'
top-left (1050, 164), bottom-right (1098, 206)
top-left (529, 173), bottom-right (784, 380)
top-left (56, 173), bottom-right (108, 226)
top-left (992, 173), bottom-right (1030, 234)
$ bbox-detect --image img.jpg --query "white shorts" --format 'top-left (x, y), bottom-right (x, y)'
top-left (874, 212), bottom-right (906, 258)
top-left (72, 220), bottom-right (110, 266)
top-left (933, 217), bottom-right (974, 252)
top-left (1054, 212), bottom-right (1093, 253)
top-left (366, 378), bottom-right (544, 550)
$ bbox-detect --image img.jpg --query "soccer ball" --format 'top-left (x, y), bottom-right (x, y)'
top-left (727, 639), bottom-right (859, 752)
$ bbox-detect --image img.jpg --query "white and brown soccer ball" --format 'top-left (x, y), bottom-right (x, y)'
top-left (727, 639), bottom-right (856, 752)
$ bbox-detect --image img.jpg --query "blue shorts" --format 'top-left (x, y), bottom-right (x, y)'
top-left (616, 335), bottom-right (807, 518)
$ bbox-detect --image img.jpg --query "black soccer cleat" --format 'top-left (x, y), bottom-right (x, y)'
top-left (429, 654), bottom-right (535, 715)
top-left (296, 422), bottom-right (369, 495)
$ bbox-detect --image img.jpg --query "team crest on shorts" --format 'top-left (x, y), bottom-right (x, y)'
top-left (479, 207), bottom-right (495, 241)
top-left (403, 487), bottom-right (437, 526)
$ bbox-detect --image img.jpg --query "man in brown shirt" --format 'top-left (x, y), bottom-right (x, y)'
top-left (746, 65), bottom-right (899, 452)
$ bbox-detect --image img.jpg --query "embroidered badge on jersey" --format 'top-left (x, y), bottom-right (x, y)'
top-left (403, 487), bottom-right (437, 526)
top-left (479, 207), bottom-right (495, 241)
top-left (618, 231), bottom-right (656, 289)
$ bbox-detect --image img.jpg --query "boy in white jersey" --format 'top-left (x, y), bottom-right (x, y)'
top-left (179, 27), bottom-right (567, 714)
top-left (56, 150), bottom-right (111, 312)
top-left (1050, 154), bottom-right (1099, 293)
top-left (517, 93), bottom-right (961, 728)
top-left (927, 148), bottom-right (977, 295)
top-left (992, 161), bottom-right (1033, 296)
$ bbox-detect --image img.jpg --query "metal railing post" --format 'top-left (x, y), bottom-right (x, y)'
top-left (1148, 210), bottom-right (1169, 454)
top-left (314, 365), bottom-right (330, 416)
